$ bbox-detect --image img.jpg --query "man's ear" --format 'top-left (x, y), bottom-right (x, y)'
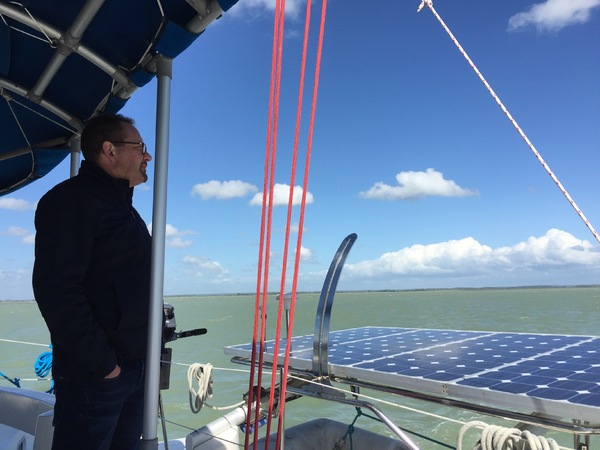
top-left (101, 141), bottom-right (116, 161)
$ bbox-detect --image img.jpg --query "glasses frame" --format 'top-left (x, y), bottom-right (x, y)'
top-left (111, 141), bottom-right (147, 155)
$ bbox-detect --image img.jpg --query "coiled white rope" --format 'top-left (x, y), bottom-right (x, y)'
top-left (187, 362), bottom-right (245, 413)
top-left (457, 421), bottom-right (564, 450)
top-left (187, 363), bottom-right (214, 413)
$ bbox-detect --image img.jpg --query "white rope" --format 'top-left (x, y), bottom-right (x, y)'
top-left (457, 421), bottom-right (566, 450)
top-left (1, 377), bottom-right (51, 382)
top-left (0, 337), bottom-right (49, 347)
top-left (287, 372), bottom-right (466, 425)
top-left (417, 1), bottom-right (600, 244)
top-left (171, 360), bottom-right (250, 375)
top-left (186, 362), bottom-right (245, 413)
top-left (187, 363), bottom-right (214, 413)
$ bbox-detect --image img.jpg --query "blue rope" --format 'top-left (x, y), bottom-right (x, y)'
top-left (34, 349), bottom-right (53, 378)
top-left (0, 345), bottom-right (54, 393)
top-left (0, 370), bottom-right (21, 388)
top-left (34, 345), bottom-right (54, 394)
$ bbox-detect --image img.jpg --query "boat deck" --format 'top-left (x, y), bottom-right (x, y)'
top-left (225, 326), bottom-right (600, 425)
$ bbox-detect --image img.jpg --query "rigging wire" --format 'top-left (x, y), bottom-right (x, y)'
top-left (2, 90), bottom-right (32, 148)
top-left (1, 91), bottom-right (78, 136)
top-left (0, 2), bottom-right (54, 45)
top-left (286, 373), bottom-right (465, 426)
top-left (417, 0), bottom-right (600, 245)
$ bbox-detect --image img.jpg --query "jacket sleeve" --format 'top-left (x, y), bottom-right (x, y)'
top-left (32, 187), bottom-right (117, 378)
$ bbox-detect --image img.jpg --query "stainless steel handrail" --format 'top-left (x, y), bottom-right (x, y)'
top-left (312, 233), bottom-right (357, 376)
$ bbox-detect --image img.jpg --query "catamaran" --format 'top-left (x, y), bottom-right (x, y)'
top-left (0, 1), bottom-right (598, 449)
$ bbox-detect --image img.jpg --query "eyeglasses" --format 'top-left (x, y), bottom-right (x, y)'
top-left (111, 141), bottom-right (147, 155)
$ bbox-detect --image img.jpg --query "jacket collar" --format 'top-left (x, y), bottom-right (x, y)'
top-left (79, 160), bottom-right (134, 204)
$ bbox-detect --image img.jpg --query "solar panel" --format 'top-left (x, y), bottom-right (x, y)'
top-left (224, 327), bottom-right (600, 423)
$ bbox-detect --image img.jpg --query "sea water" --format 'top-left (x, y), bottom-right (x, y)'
top-left (1, 287), bottom-right (599, 449)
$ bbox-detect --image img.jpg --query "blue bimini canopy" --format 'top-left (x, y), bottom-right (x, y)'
top-left (0, 0), bottom-right (237, 196)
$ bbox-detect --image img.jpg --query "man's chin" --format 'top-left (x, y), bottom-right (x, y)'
top-left (131, 175), bottom-right (148, 188)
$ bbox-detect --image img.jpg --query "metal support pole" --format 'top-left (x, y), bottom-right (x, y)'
top-left (69, 134), bottom-right (81, 177)
top-left (141, 54), bottom-right (172, 450)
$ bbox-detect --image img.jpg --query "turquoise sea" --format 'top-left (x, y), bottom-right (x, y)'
top-left (1, 287), bottom-right (599, 449)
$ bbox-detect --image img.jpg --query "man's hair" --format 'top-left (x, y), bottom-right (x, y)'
top-left (80, 113), bottom-right (135, 161)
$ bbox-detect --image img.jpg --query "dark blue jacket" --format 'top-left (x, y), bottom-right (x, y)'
top-left (33, 160), bottom-right (152, 379)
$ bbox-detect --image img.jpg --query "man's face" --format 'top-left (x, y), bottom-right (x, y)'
top-left (112, 124), bottom-right (152, 187)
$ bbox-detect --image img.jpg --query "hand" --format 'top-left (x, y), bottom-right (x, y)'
top-left (104, 364), bottom-right (121, 379)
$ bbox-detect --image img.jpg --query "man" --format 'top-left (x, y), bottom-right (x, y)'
top-left (33, 113), bottom-right (153, 450)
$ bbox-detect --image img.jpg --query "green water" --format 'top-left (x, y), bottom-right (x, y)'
top-left (1, 287), bottom-right (599, 449)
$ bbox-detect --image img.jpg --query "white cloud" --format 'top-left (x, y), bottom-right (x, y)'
top-left (229, 0), bottom-right (306, 18)
top-left (0, 226), bottom-right (35, 244)
top-left (359, 168), bottom-right (478, 200)
top-left (344, 229), bottom-right (600, 282)
top-left (2, 226), bottom-right (30, 237)
top-left (299, 245), bottom-right (313, 262)
top-left (0, 197), bottom-right (35, 211)
top-left (508, 0), bottom-right (600, 32)
top-left (191, 180), bottom-right (258, 200)
top-left (249, 183), bottom-right (314, 206)
top-left (148, 223), bottom-right (195, 248)
top-left (166, 236), bottom-right (193, 249)
top-left (182, 255), bottom-right (230, 283)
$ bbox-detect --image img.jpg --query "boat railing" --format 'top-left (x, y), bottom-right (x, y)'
top-left (285, 376), bottom-right (418, 449)
top-left (312, 233), bottom-right (357, 377)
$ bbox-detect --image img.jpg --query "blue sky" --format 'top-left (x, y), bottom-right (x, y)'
top-left (1, 0), bottom-right (599, 300)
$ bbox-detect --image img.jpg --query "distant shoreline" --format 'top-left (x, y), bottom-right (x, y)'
top-left (162, 284), bottom-right (600, 299)
top-left (3, 284), bottom-right (599, 302)
top-left (7, 284), bottom-right (600, 303)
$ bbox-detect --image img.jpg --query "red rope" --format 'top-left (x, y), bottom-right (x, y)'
top-left (275, 2), bottom-right (328, 447)
top-left (265, 0), bottom-right (313, 442)
top-left (245, 0), bottom-right (286, 448)
top-left (246, 1), bottom-right (328, 448)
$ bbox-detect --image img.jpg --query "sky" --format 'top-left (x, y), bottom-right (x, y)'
top-left (1, 0), bottom-right (599, 300)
